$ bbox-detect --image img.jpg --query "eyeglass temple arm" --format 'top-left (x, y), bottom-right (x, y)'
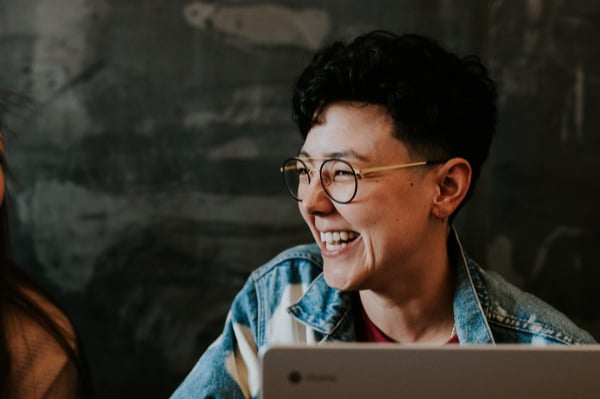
top-left (280, 165), bottom-right (296, 172)
top-left (356, 160), bottom-right (446, 178)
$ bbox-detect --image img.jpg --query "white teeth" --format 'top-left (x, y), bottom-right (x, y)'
top-left (325, 241), bottom-right (349, 251)
top-left (319, 230), bottom-right (358, 249)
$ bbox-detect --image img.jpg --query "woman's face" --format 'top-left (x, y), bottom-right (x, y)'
top-left (298, 102), bottom-right (441, 292)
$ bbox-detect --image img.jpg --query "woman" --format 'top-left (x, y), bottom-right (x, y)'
top-left (0, 91), bottom-right (92, 398)
top-left (170, 31), bottom-right (596, 399)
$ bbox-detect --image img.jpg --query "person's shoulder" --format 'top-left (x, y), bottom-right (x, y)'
top-left (3, 283), bottom-right (79, 398)
top-left (4, 283), bottom-right (76, 349)
top-left (470, 260), bottom-right (596, 344)
top-left (19, 284), bottom-right (76, 339)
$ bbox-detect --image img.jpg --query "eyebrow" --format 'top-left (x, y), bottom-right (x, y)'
top-left (298, 149), bottom-right (370, 162)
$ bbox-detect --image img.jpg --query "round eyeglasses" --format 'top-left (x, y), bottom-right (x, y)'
top-left (280, 157), bottom-right (446, 204)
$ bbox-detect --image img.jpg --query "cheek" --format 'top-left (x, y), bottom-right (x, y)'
top-left (366, 182), bottom-right (428, 226)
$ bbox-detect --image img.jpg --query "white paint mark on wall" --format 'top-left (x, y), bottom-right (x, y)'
top-left (182, 2), bottom-right (330, 50)
top-left (30, 0), bottom-right (110, 144)
top-left (183, 85), bottom-right (289, 128)
top-left (17, 180), bottom-right (117, 292)
top-left (16, 180), bottom-right (300, 292)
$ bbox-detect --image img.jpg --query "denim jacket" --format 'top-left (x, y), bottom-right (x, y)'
top-left (170, 228), bottom-right (596, 399)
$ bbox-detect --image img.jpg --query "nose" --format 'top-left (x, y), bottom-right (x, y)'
top-left (300, 173), bottom-right (335, 216)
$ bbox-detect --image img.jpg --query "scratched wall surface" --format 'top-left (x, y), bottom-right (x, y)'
top-left (0, 1), bottom-right (599, 398)
top-left (485, 0), bottom-right (600, 328)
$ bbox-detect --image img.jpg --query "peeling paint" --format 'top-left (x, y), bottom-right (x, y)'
top-left (182, 2), bottom-right (330, 50)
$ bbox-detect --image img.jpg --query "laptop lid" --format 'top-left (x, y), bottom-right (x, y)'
top-left (260, 343), bottom-right (600, 399)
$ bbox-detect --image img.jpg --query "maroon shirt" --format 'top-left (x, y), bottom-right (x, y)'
top-left (355, 301), bottom-right (459, 344)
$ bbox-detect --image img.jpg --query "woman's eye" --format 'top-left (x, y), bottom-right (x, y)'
top-left (297, 167), bottom-right (309, 176)
top-left (333, 169), bottom-right (354, 180)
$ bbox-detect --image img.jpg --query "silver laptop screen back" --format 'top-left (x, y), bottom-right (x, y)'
top-left (260, 344), bottom-right (600, 399)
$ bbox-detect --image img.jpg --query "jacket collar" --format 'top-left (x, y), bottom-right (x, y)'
top-left (450, 227), bottom-right (495, 343)
top-left (287, 272), bottom-right (356, 341)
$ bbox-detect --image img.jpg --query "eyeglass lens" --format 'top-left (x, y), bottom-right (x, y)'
top-left (281, 158), bottom-right (358, 204)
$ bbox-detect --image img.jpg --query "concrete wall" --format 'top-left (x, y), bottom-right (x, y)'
top-left (0, 1), bottom-right (599, 397)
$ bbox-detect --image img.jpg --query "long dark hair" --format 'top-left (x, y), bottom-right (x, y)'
top-left (0, 92), bottom-right (93, 398)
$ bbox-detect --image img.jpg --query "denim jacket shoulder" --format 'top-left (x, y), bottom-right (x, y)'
top-left (461, 256), bottom-right (595, 344)
top-left (452, 229), bottom-right (595, 345)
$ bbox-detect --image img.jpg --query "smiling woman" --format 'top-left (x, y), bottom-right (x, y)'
top-left (0, 91), bottom-right (93, 399)
top-left (169, 30), bottom-right (596, 399)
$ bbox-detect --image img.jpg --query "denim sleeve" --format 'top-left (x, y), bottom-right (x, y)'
top-left (169, 277), bottom-right (261, 399)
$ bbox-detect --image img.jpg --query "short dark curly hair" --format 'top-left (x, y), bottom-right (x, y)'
top-left (292, 30), bottom-right (497, 204)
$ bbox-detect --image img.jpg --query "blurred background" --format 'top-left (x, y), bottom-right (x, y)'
top-left (0, 0), bottom-right (599, 397)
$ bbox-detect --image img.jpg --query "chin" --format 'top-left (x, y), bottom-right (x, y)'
top-left (323, 268), bottom-right (357, 291)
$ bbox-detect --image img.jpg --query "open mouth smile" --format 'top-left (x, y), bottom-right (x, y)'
top-left (320, 230), bottom-right (360, 251)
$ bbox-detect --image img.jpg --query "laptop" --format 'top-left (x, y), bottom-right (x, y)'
top-left (260, 343), bottom-right (600, 399)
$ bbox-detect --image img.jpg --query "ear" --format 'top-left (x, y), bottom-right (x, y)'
top-left (431, 158), bottom-right (472, 221)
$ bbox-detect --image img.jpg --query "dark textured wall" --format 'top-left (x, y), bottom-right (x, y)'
top-left (0, 1), bottom-right (599, 398)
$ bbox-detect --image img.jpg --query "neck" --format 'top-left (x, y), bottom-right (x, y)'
top-left (358, 230), bottom-right (456, 343)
